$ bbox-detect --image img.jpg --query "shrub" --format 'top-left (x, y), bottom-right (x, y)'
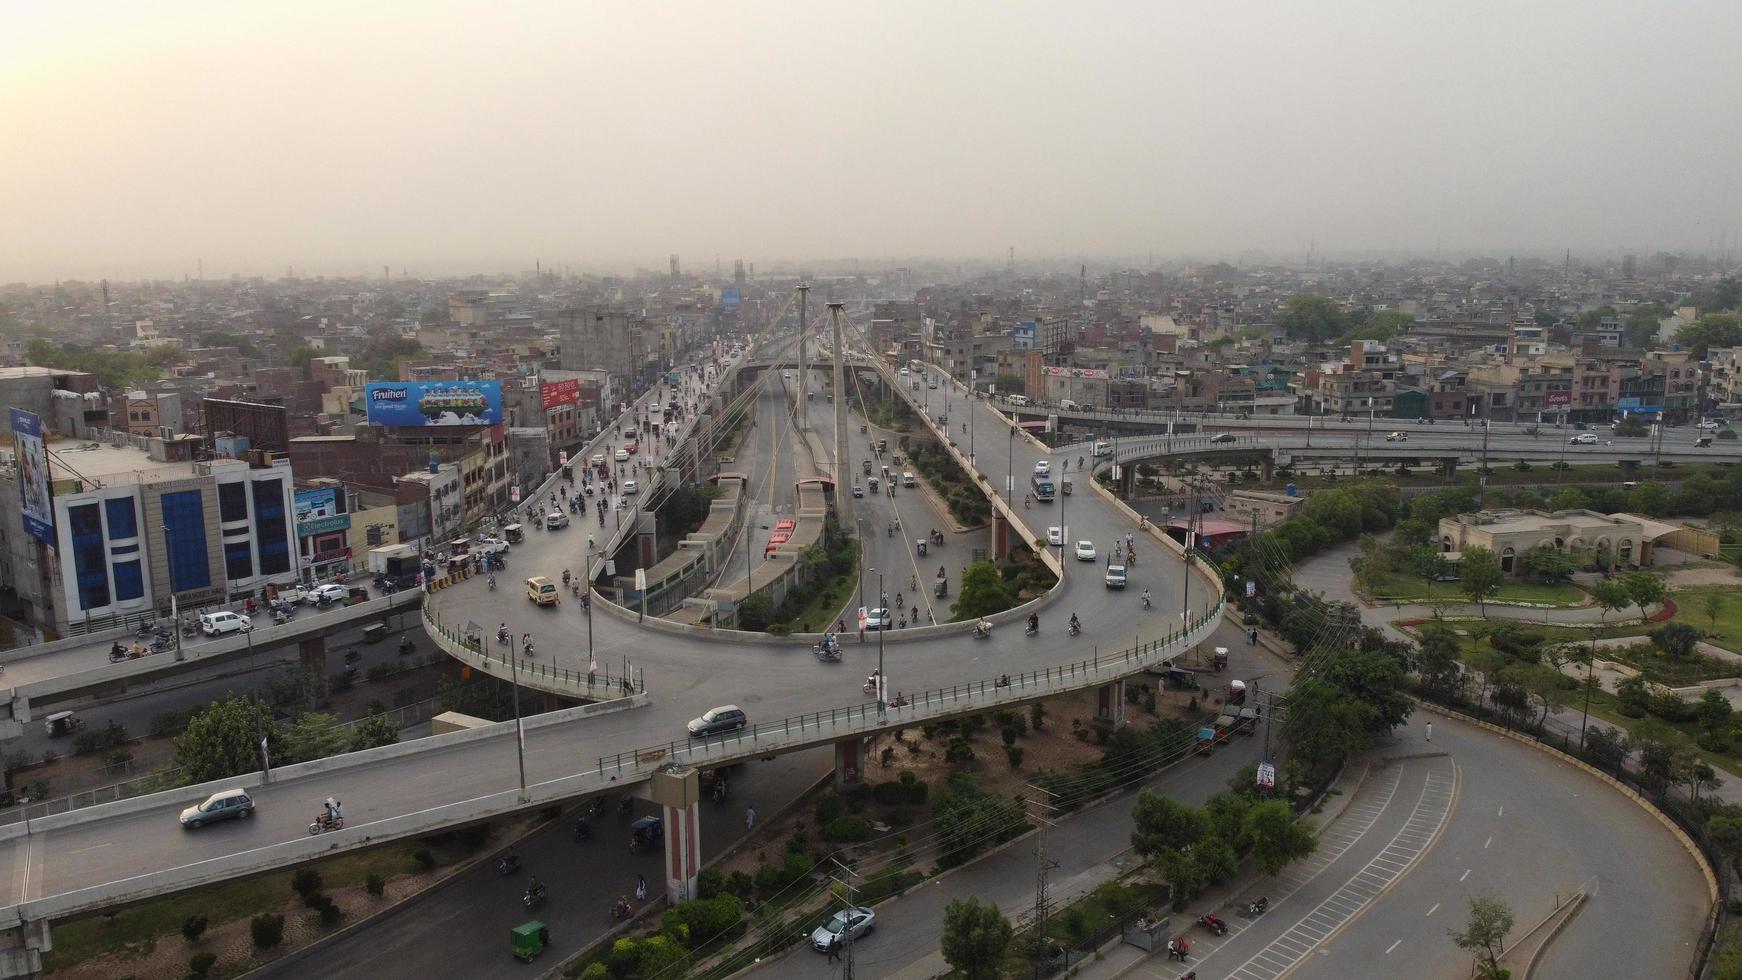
top-left (151, 710), bottom-right (187, 738)
top-left (726, 870), bottom-right (755, 898)
top-left (328, 671), bottom-right (355, 694)
top-left (181, 915), bottom-right (208, 943)
top-left (187, 952), bottom-right (217, 978)
top-left (413, 848), bottom-right (435, 870)
top-left (366, 873), bottom-right (386, 897)
top-left (814, 794), bottom-right (846, 825)
top-left (458, 824), bottom-right (490, 849)
top-left (1649, 692), bottom-right (1697, 723)
top-left (250, 913), bottom-right (285, 949)
top-left (663, 894), bottom-right (742, 943)
top-left (304, 890), bottom-right (331, 910)
top-left (320, 900), bottom-right (344, 926)
top-left (1698, 730), bottom-right (1731, 754)
top-left (1001, 726), bottom-right (1019, 747)
top-left (820, 816), bottom-right (874, 843)
top-left (944, 737), bottom-right (975, 766)
top-left (785, 829), bottom-right (812, 857)
top-left (366, 663), bottom-right (393, 683)
top-left (696, 868), bottom-right (727, 900)
top-left (1005, 745), bottom-right (1025, 767)
top-left (871, 772), bottom-right (929, 806)
top-left (291, 868), bottom-right (323, 898)
top-left (1030, 702), bottom-right (1046, 731)
top-left (580, 963), bottom-right (610, 980)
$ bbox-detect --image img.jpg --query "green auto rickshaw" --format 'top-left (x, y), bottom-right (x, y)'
top-left (511, 920), bottom-right (550, 962)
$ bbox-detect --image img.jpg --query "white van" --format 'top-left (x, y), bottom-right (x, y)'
top-left (1007, 395), bottom-right (1031, 407)
top-left (1093, 441), bottom-right (1112, 457)
top-left (902, 472), bottom-right (916, 487)
top-left (1059, 399), bottom-right (1081, 411)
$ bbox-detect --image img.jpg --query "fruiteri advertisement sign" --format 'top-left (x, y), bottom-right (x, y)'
top-left (364, 380), bottom-right (503, 427)
top-left (10, 408), bottom-right (54, 543)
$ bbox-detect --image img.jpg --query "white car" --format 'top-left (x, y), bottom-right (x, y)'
top-left (928, 381), bottom-right (938, 389)
top-left (1034, 460), bottom-right (1051, 476)
top-left (614, 449), bottom-right (630, 462)
top-left (1047, 526), bottom-right (1064, 547)
top-left (1700, 419), bottom-right (1724, 431)
top-left (864, 608), bottom-right (892, 630)
top-left (622, 479), bottom-right (639, 495)
top-left (1385, 432), bottom-right (1406, 442)
top-left (199, 611), bottom-right (252, 637)
top-left (811, 907), bottom-right (875, 951)
top-left (591, 454), bottom-right (605, 466)
top-left (1570, 433), bottom-right (1599, 445)
top-left (1075, 541), bottom-right (1096, 561)
top-left (476, 537), bottom-right (510, 556)
top-left (651, 402), bottom-right (662, 414)
top-left (308, 584), bottom-right (349, 605)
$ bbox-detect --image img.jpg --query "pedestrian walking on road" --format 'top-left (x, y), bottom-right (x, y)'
top-left (1425, 721), bottom-right (1433, 743)
top-left (635, 874), bottom-right (647, 901)
top-left (745, 805), bottom-right (756, 831)
top-left (827, 934), bottom-right (842, 962)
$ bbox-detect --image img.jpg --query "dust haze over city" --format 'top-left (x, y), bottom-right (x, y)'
top-left (4, 0), bottom-right (1742, 281)
top-left (11, 3), bottom-right (1742, 980)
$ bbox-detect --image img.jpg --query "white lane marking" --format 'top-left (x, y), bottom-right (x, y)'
top-left (69, 842), bottom-right (113, 854)
top-left (1498, 806), bottom-right (1504, 817)
top-left (1460, 868), bottom-right (1471, 882)
top-left (1426, 902), bottom-right (1440, 917)
top-left (1385, 940), bottom-right (1401, 955)
top-left (1484, 836), bottom-right (1493, 849)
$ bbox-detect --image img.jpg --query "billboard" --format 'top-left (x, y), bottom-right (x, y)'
top-left (1041, 366), bottom-right (1109, 380)
top-left (721, 287), bottom-right (742, 311)
top-left (541, 378), bottom-right (580, 410)
top-left (364, 380), bottom-right (502, 427)
top-left (294, 487), bottom-right (352, 537)
top-left (1544, 390), bottom-right (1572, 407)
top-left (10, 408), bottom-right (54, 543)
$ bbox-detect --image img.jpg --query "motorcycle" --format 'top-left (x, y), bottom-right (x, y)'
top-left (1247, 897), bottom-right (1268, 916)
top-left (151, 635), bottom-right (173, 653)
top-left (1197, 914), bottom-right (1227, 936)
top-left (398, 637), bottom-right (416, 656)
top-left (862, 672), bottom-right (880, 695)
top-left (611, 898), bottom-right (633, 922)
top-left (523, 883), bottom-right (547, 909)
top-left (488, 575), bottom-right (497, 591)
top-left (497, 628), bottom-right (511, 646)
top-left (108, 646), bottom-right (128, 663)
top-left (971, 623), bottom-right (992, 639)
top-left (499, 854), bottom-right (522, 875)
top-left (1068, 620), bottom-right (1082, 637)
top-left (1025, 622), bottom-right (1039, 637)
top-left (309, 813), bottom-right (344, 835)
top-left (1141, 594), bottom-right (1152, 609)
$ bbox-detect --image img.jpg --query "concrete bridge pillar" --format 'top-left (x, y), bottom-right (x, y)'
top-left (1259, 455), bottom-right (1274, 483)
top-left (650, 767), bottom-right (702, 903)
top-left (299, 636), bottom-right (327, 696)
top-left (0, 918), bottom-right (52, 978)
top-left (1117, 465), bottom-right (1135, 499)
top-left (635, 511), bottom-right (659, 569)
top-left (990, 510), bottom-right (1013, 561)
top-left (1440, 457), bottom-right (1459, 480)
top-left (1096, 680), bottom-right (1125, 728)
top-left (834, 736), bottom-right (868, 789)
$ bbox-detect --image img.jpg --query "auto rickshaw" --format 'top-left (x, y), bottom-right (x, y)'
top-left (347, 586), bottom-right (370, 605)
top-left (916, 538), bottom-right (927, 557)
top-left (362, 622), bottom-right (389, 643)
top-left (1061, 479), bottom-right (1073, 496)
top-left (510, 921), bottom-right (550, 962)
top-left (629, 815), bottom-right (664, 853)
top-left (43, 710), bottom-right (83, 738)
top-left (863, 459), bottom-right (873, 475)
top-left (504, 523), bottom-right (525, 544)
top-left (1212, 647), bottom-right (1229, 672)
top-left (935, 574), bottom-right (948, 599)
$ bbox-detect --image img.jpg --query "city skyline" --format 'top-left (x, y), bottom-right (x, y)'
top-left (4, 0), bottom-right (1741, 281)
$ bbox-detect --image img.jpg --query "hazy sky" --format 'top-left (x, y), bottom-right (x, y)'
top-left (3, 0), bottom-right (1739, 282)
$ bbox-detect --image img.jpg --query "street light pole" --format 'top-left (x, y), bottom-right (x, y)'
top-left (857, 519), bottom-right (866, 642)
top-left (162, 523), bottom-right (185, 662)
top-left (508, 633), bottom-right (529, 802)
top-left (1007, 426), bottom-right (1015, 505)
top-left (877, 570), bottom-right (886, 710)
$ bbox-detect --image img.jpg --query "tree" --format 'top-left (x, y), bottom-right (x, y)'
top-left (1343, 310), bottom-right (1414, 343)
top-left (1674, 312), bottom-right (1742, 359)
top-left (1517, 547), bottom-right (1577, 582)
top-left (1613, 414), bottom-right (1648, 437)
top-left (940, 897), bottom-right (1014, 980)
top-left (1277, 293), bottom-right (1346, 342)
top-left (1129, 789), bottom-right (1208, 860)
top-left (1620, 570), bottom-right (1666, 624)
top-left (349, 712), bottom-right (402, 752)
top-left (1458, 546), bottom-right (1504, 614)
top-left (287, 346), bottom-right (321, 370)
top-left (1650, 622), bottom-right (1701, 659)
top-left (1624, 304), bottom-right (1665, 350)
top-left (1697, 690), bottom-right (1733, 733)
top-left (277, 712), bottom-right (348, 764)
top-left (1704, 591), bottom-right (1725, 630)
top-left (1589, 580), bottom-right (1630, 626)
top-left (1242, 799), bottom-right (1318, 876)
top-left (1416, 622), bottom-right (1464, 702)
top-left (1450, 893), bottom-right (1515, 980)
top-left (172, 697), bottom-right (275, 783)
top-left (1690, 277), bottom-right (1741, 314)
top-left (951, 561), bottom-right (1017, 620)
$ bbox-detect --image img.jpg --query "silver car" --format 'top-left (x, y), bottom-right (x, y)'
top-left (811, 907), bottom-right (875, 951)
top-left (180, 788), bottom-right (254, 828)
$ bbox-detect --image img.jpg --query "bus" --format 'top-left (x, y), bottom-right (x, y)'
top-left (1031, 474), bottom-right (1056, 502)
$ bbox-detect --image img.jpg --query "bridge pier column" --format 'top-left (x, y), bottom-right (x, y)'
top-left (1096, 680), bottom-right (1125, 728)
top-left (1259, 456), bottom-right (1274, 483)
top-left (990, 510), bottom-right (1013, 561)
top-left (651, 767), bottom-right (702, 903)
top-left (0, 918), bottom-right (52, 978)
top-left (1117, 465), bottom-right (1135, 499)
top-left (1440, 457), bottom-right (1458, 480)
top-left (834, 736), bottom-right (869, 790)
top-left (635, 511), bottom-right (659, 570)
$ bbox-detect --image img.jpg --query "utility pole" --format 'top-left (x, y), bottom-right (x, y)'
top-left (828, 859), bottom-right (860, 980)
top-left (1180, 472), bottom-right (1196, 632)
top-left (1027, 793), bottom-right (1060, 980)
top-left (1479, 418), bottom-right (1491, 495)
top-left (796, 284), bottom-right (810, 428)
top-left (829, 304), bottom-right (853, 528)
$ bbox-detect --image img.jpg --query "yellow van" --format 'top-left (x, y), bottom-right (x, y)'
top-left (526, 576), bottom-right (560, 606)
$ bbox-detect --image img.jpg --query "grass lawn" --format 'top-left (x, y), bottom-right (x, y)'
top-left (780, 559), bottom-right (861, 633)
top-left (43, 836), bottom-right (473, 972)
top-left (1671, 588), bottom-right (1742, 653)
top-left (1365, 571), bottom-right (1587, 608)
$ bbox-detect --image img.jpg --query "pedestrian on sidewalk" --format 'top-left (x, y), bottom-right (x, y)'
top-left (635, 874), bottom-right (647, 901)
top-left (1425, 721), bottom-right (1433, 743)
top-left (745, 805), bottom-right (756, 831)
top-left (827, 934), bottom-right (842, 962)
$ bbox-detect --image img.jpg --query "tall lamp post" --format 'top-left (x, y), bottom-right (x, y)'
top-left (1006, 426), bottom-right (1015, 505)
top-left (876, 569), bottom-right (886, 711)
top-left (507, 631), bottom-right (529, 802)
top-left (162, 523), bottom-right (185, 662)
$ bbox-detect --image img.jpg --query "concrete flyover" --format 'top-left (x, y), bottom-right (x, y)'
top-left (0, 332), bottom-right (1224, 975)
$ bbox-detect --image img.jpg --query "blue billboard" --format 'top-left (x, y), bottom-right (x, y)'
top-left (721, 287), bottom-right (742, 311)
top-left (364, 380), bottom-right (503, 427)
top-left (10, 408), bottom-right (54, 543)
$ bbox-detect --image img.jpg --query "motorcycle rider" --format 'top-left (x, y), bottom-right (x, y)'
top-left (323, 797), bottom-right (343, 827)
top-left (974, 618), bottom-right (992, 637)
top-left (1069, 612), bottom-right (1081, 633)
top-left (1026, 612), bottom-right (1039, 634)
top-left (1141, 589), bottom-right (1152, 608)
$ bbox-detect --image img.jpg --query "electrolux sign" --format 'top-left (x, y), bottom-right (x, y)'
top-left (294, 487), bottom-right (351, 537)
top-left (10, 408), bottom-right (54, 543)
top-left (364, 380), bottom-right (502, 427)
